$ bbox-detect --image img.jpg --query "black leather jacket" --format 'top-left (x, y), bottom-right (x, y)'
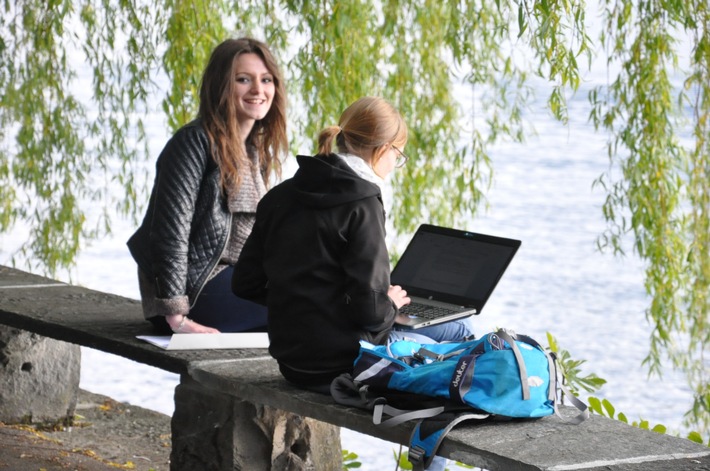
top-left (127, 120), bottom-right (231, 315)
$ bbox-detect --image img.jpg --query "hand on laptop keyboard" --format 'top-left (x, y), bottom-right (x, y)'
top-left (388, 284), bottom-right (411, 309)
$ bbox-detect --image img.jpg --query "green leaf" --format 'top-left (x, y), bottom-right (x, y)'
top-left (686, 431), bottom-right (706, 445)
top-left (588, 397), bottom-right (602, 415)
top-left (651, 424), bottom-right (667, 434)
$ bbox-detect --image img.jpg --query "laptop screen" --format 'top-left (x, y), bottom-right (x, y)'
top-left (390, 224), bottom-right (520, 311)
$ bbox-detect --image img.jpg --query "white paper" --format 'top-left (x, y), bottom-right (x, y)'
top-left (136, 333), bottom-right (269, 350)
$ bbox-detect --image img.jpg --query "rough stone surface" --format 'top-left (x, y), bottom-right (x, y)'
top-left (0, 325), bottom-right (80, 423)
top-left (0, 266), bottom-right (270, 375)
top-left (2, 265), bottom-right (710, 471)
top-left (171, 376), bottom-right (342, 471)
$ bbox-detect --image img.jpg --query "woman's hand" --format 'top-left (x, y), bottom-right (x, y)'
top-left (166, 314), bottom-right (220, 334)
top-left (388, 284), bottom-right (411, 310)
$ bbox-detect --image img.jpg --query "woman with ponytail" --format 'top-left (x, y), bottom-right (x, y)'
top-left (233, 97), bottom-right (472, 392)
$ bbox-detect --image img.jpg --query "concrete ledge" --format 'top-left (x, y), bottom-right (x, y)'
top-left (2, 265), bottom-right (709, 470)
top-left (188, 357), bottom-right (710, 470)
top-left (0, 266), bottom-right (269, 374)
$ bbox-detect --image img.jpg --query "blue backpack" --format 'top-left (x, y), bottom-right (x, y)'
top-left (331, 329), bottom-right (588, 470)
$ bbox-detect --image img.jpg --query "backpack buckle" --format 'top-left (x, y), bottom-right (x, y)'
top-left (408, 445), bottom-right (426, 464)
top-left (413, 347), bottom-right (442, 363)
top-left (412, 351), bottom-right (428, 363)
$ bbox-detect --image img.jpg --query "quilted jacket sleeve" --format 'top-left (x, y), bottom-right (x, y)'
top-left (146, 126), bottom-right (212, 313)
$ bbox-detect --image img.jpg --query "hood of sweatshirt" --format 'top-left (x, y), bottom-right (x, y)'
top-left (291, 154), bottom-right (382, 208)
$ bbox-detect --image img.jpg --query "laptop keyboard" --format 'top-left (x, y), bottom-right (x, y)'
top-left (399, 302), bottom-right (460, 320)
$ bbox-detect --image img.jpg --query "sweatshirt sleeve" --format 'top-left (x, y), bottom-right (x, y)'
top-left (232, 218), bottom-right (268, 305)
top-left (340, 196), bottom-right (396, 333)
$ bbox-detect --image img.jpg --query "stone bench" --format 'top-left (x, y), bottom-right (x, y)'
top-left (1, 265), bottom-right (709, 470)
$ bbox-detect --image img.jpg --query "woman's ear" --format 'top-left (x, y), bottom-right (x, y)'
top-left (370, 144), bottom-right (388, 167)
top-left (369, 144), bottom-right (391, 179)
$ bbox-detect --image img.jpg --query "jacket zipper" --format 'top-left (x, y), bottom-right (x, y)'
top-left (189, 211), bottom-right (232, 309)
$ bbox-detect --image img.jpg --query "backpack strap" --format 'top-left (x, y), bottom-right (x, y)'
top-left (554, 381), bottom-right (590, 424)
top-left (413, 346), bottom-right (468, 363)
top-left (547, 353), bottom-right (590, 424)
top-left (331, 373), bottom-right (470, 428)
top-left (496, 329), bottom-right (531, 400)
top-left (330, 373), bottom-right (386, 409)
top-left (407, 411), bottom-right (489, 471)
top-left (353, 356), bottom-right (393, 382)
top-left (373, 403), bottom-right (447, 427)
top-left (448, 354), bottom-right (477, 405)
top-left (515, 332), bottom-right (557, 403)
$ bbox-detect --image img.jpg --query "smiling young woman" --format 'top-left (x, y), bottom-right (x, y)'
top-left (127, 37), bottom-right (288, 335)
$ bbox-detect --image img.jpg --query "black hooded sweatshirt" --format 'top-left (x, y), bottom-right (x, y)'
top-left (233, 153), bottom-right (397, 386)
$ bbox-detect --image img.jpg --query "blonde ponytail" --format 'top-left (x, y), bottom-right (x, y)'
top-left (317, 125), bottom-right (342, 155)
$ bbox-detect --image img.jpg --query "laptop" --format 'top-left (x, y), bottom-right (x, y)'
top-left (392, 224), bottom-right (520, 329)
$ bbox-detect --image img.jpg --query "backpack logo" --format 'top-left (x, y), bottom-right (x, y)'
top-left (451, 359), bottom-right (468, 388)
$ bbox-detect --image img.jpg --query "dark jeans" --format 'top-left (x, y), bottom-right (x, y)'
top-left (189, 266), bottom-right (268, 332)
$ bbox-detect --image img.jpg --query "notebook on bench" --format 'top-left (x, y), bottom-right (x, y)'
top-left (392, 224), bottom-right (520, 330)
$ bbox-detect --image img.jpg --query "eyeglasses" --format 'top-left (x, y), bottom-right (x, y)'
top-left (392, 145), bottom-right (409, 168)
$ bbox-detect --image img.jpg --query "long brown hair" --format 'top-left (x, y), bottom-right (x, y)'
top-left (198, 37), bottom-right (287, 191)
top-left (317, 96), bottom-right (407, 167)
